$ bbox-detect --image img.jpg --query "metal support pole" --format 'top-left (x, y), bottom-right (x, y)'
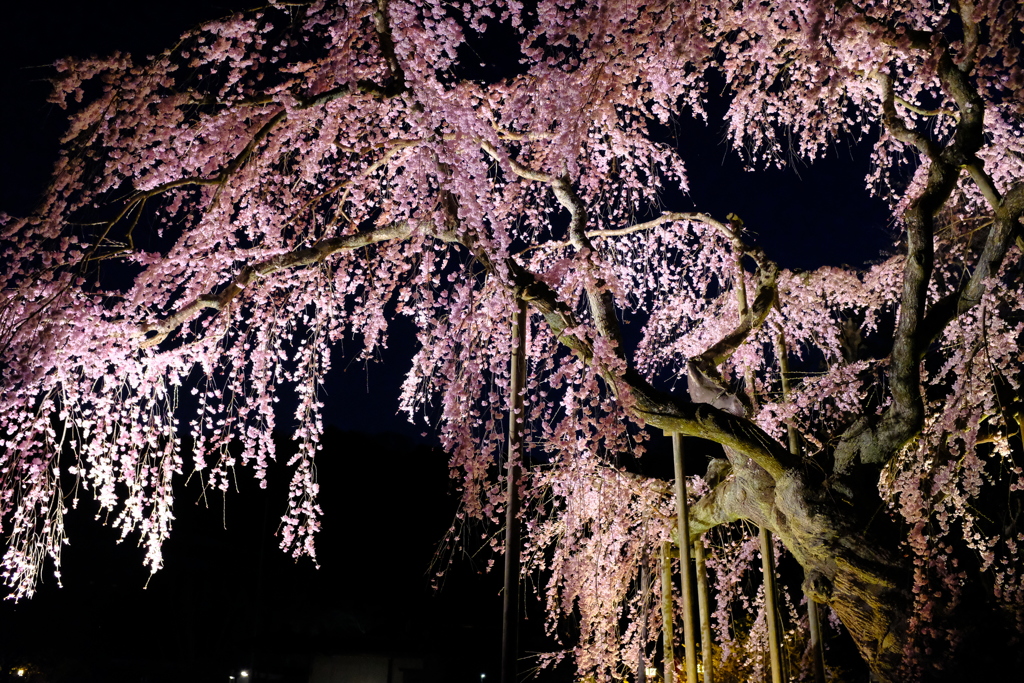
top-left (661, 541), bottom-right (676, 683)
top-left (760, 526), bottom-right (783, 683)
top-left (694, 540), bottom-right (714, 683)
top-left (501, 298), bottom-right (527, 683)
top-left (672, 433), bottom-right (698, 683)
top-left (638, 562), bottom-right (650, 683)
top-left (807, 594), bottom-right (825, 683)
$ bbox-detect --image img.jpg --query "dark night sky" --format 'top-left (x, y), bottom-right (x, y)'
top-left (0, 3), bottom-right (892, 682)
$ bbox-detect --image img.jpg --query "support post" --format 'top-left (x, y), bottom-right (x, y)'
top-left (660, 541), bottom-right (675, 683)
top-left (671, 433), bottom-right (698, 683)
top-left (807, 591), bottom-right (825, 683)
top-left (693, 540), bottom-right (714, 683)
top-left (760, 526), bottom-right (783, 683)
top-left (638, 562), bottom-right (650, 683)
top-left (501, 298), bottom-right (527, 683)
top-left (776, 330), bottom-right (825, 683)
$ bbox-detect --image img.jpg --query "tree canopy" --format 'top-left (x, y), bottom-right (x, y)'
top-left (2, 1), bottom-right (1023, 681)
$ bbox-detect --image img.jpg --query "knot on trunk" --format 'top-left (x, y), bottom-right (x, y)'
top-left (804, 570), bottom-right (833, 603)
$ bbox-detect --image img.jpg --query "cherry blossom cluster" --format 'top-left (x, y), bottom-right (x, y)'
top-left (1, 1), bottom-right (1023, 681)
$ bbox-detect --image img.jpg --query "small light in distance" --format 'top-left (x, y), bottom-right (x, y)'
top-left (241, 672), bottom-right (250, 679)
top-left (16, 669), bottom-right (26, 678)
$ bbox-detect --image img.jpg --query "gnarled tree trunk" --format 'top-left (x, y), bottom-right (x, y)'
top-left (687, 450), bottom-right (910, 681)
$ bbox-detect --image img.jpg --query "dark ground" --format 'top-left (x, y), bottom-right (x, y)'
top-left (0, 429), bottom-right (536, 683)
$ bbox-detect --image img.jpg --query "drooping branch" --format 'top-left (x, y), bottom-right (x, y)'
top-left (119, 137), bottom-right (424, 347)
top-left (83, 178), bottom-right (218, 263)
top-left (917, 181), bottom-right (1024, 349)
top-left (82, 0), bottom-right (414, 262)
top-left (86, 82), bottom-right (386, 263)
top-left (209, 82), bottom-right (362, 198)
top-left (503, 252), bottom-right (799, 479)
top-left (692, 251), bottom-right (778, 372)
top-left (136, 221), bottom-right (432, 347)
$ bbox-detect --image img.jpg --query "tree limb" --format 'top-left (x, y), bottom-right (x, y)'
top-left (461, 222), bottom-right (799, 480)
top-left (359, 0), bottom-right (408, 98)
top-left (917, 182), bottom-right (1024, 350)
top-left (870, 36), bottom-right (990, 460)
top-left (550, 175), bottom-right (627, 355)
top-left (876, 72), bottom-right (940, 160)
top-left (687, 473), bottom-right (747, 539)
top-left (136, 221), bottom-right (434, 347)
top-left (479, 139), bottom-right (553, 182)
top-left (894, 95), bottom-right (958, 120)
top-left (693, 255), bottom-right (778, 371)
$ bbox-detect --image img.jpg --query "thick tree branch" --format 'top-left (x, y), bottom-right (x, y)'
top-left (136, 221), bottom-right (434, 347)
top-left (483, 140), bottom-right (779, 393)
top-left (497, 248), bottom-right (799, 480)
top-left (627, 375), bottom-right (800, 480)
top-left (687, 474), bottom-right (748, 539)
top-left (870, 35), bottom-right (990, 460)
top-left (966, 164), bottom-right (1005, 217)
top-left (359, 0), bottom-right (408, 97)
top-left (956, 0), bottom-right (982, 73)
top-left (694, 255), bottom-right (777, 371)
top-left (479, 139), bottom-right (553, 182)
top-left (503, 259), bottom-right (594, 361)
top-left (519, 198), bottom-right (795, 476)
top-left (917, 182), bottom-right (1024, 349)
top-left (876, 161), bottom-right (952, 453)
top-left (550, 175), bottom-right (627, 355)
top-left (893, 95), bottom-right (958, 120)
top-left (877, 73), bottom-right (940, 160)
